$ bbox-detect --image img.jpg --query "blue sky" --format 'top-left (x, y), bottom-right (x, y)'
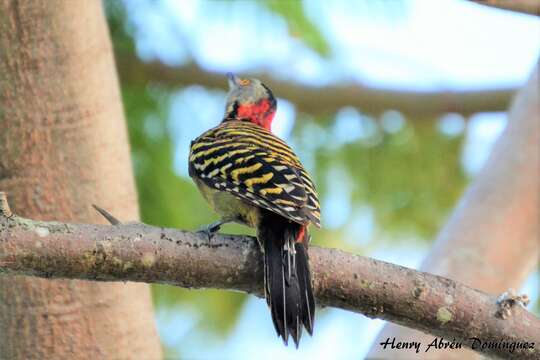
top-left (129, 0), bottom-right (539, 89)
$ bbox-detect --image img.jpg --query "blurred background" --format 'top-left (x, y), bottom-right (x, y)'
top-left (104, 1), bottom-right (539, 358)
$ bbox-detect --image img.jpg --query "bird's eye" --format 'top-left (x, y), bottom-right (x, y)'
top-left (239, 79), bottom-right (251, 86)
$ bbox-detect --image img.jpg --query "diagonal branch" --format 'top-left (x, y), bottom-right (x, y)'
top-left (367, 60), bottom-right (540, 360)
top-left (0, 195), bottom-right (538, 359)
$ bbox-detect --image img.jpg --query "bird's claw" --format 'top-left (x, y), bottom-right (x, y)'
top-left (197, 221), bottom-right (224, 241)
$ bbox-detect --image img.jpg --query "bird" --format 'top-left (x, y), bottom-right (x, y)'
top-left (188, 73), bottom-right (321, 347)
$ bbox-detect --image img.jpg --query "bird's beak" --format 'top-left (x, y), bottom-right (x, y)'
top-left (227, 72), bottom-right (239, 89)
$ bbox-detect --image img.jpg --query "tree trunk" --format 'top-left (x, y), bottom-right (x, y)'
top-left (0, 1), bottom-right (162, 358)
top-left (367, 62), bottom-right (540, 359)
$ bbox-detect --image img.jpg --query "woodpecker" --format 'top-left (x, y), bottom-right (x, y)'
top-left (188, 73), bottom-right (320, 347)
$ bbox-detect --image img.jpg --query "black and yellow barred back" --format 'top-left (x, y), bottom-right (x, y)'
top-left (189, 120), bottom-right (321, 227)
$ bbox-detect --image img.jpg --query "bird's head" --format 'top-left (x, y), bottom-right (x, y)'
top-left (223, 73), bottom-right (277, 131)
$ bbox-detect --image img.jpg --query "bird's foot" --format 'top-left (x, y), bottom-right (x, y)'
top-left (197, 220), bottom-right (227, 241)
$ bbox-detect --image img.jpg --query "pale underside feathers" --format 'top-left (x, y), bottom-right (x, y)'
top-left (189, 120), bottom-right (321, 227)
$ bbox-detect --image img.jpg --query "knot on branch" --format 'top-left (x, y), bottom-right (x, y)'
top-left (496, 288), bottom-right (530, 319)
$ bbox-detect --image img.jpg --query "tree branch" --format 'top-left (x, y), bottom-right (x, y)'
top-left (470, 0), bottom-right (540, 16)
top-left (0, 195), bottom-right (538, 359)
top-left (114, 52), bottom-right (515, 118)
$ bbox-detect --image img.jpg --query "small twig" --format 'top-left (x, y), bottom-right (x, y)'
top-left (92, 204), bottom-right (121, 225)
top-left (0, 192), bottom-right (12, 218)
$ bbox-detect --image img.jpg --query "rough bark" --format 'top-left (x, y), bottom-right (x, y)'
top-left (0, 1), bottom-right (161, 358)
top-left (0, 203), bottom-right (538, 360)
top-left (470, 0), bottom-right (540, 16)
top-left (368, 62), bottom-right (540, 359)
top-left (115, 53), bottom-right (515, 118)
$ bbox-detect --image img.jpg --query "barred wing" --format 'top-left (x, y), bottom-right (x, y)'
top-left (189, 122), bottom-right (321, 227)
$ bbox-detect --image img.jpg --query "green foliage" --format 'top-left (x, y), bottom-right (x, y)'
top-left (294, 116), bottom-right (467, 248)
top-left (104, 0), bottom-right (135, 55)
top-left (153, 286), bottom-right (247, 333)
top-left (344, 121), bottom-right (466, 239)
top-left (262, 0), bottom-right (330, 56)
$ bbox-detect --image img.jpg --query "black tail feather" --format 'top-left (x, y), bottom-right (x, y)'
top-left (295, 243), bottom-right (315, 335)
top-left (259, 212), bottom-right (315, 347)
